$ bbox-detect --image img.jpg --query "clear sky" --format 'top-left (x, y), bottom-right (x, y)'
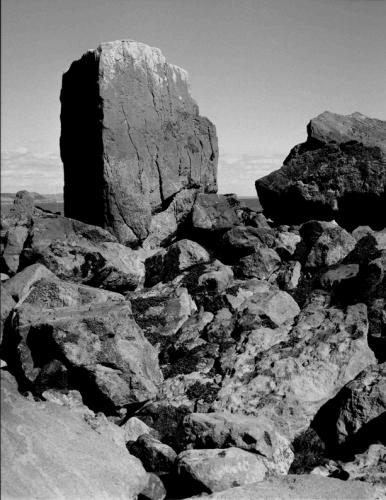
top-left (2, 0), bottom-right (386, 194)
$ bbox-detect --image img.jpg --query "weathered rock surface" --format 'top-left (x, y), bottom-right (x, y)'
top-left (233, 247), bottom-right (281, 280)
top-left (145, 239), bottom-right (210, 286)
top-left (3, 263), bottom-right (56, 301)
top-left (214, 295), bottom-right (376, 444)
top-left (12, 277), bottom-right (162, 408)
top-left (1, 371), bottom-right (148, 499)
top-left (191, 193), bottom-right (241, 233)
top-left (300, 220), bottom-right (356, 268)
top-left (129, 434), bottom-right (177, 474)
top-left (183, 412), bottom-right (294, 475)
top-left (186, 474), bottom-right (379, 499)
top-left (177, 448), bottom-right (267, 493)
top-left (61, 40), bottom-right (218, 245)
top-left (315, 363), bottom-right (386, 457)
top-left (256, 111), bottom-right (386, 229)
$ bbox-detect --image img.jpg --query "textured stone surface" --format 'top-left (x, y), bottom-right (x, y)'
top-left (256, 112), bottom-right (386, 229)
top-left (4, 263), bottom-right (56, 301)
top-left (185, 474), bottom-right (379, 499)
top-left (177, 448), bottom-right (267, 493)
top-left (300, 220), bottom-right (356, 268)
top-left (13, 277), bottom-right (162, 407)
top-left (214, 295), bottom-right (376, 442)
top-left (319, 363), bottom-right (386, 451)
top-left (191, 193), bottom-right (240, 232)
top-left (145, 239), bottom-right (210, 286)
top-left (61, 40), bottom-right (218, 245)
top-left (1, 371), bottom-right (148, 499)
top-left (233, 247), bottom-right (281, 280)
top-left (183, 412), bottom-right (294, 475)
top-left (22, 211), bottom-right (148, 292)
top-left (0, 284), bottom-right (15, 348)
top-left (129, 434), bottom-right (177, 474)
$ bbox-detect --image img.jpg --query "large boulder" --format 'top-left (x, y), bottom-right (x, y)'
top-left (12, 276), bottom-right (162, 408)
top-left (256, 111), bottom-right (386, 230)
top-left (61, 40), bottom-right (218, 245)
top-left (1, 371), bottom-right (148, 499)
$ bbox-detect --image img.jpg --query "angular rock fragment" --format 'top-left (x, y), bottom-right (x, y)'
top-left (61, 40), bottom-right (218, 245)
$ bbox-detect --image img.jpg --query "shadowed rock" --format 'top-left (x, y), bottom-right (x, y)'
top-left (256, 112), bottom-right (386, 230)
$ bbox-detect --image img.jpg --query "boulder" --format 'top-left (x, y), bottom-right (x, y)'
top-left (122, 417), bottom-right (156, 443)
top-left (21, 211), bottom-right (147, 292)
top-left (176, 448), bottom-right (267, 494)
top-left (233, 247), bottom-right (281, 280)
top-left (256, 111), bottom-right (386, 230)
top-left (142, 188), bottom-right (197, 250)
top-left (185, 474), bottom-right (379, 499)
top-left (13, 277), bottom-right (162, 408)
top-left (191, 193), bottom-right (240, 232)
top-left (61, 40), bottom-right (218, 245)
top-left (145, 239), bottom-right (210, 286)
top-left (316, 363), bottom-right (386, 455)
top-left (300, 220), bottom-right (356, 268)
top-left (129, 434), bottom-right (177, 474)
top-left (221, 226), bottom-right (276, 261)
top-left (3, 263), bottom-right (56, 302)
top-left (1, 371), bottom-right (148, 499)
top-left (214, 294), bottom-right (376, 444)
top-left (129, 282), bottom-right (196, 346)
top-left (183, 412), bottom-right (294, 475)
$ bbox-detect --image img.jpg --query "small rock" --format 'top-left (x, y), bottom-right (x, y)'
top-left (123, 417), bottom-right (155, 443)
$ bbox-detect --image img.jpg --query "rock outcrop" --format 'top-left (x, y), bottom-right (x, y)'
top-left (61, 40), bottom-right (218, 246)
top-left (256, 111), bottom-right (386, 229)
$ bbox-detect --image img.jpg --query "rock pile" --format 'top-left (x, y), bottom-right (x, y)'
top-left (1, 41), bottom-right (385, 499)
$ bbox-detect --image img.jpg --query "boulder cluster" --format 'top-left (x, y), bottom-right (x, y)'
top-left (1, 40), bottom-right (385, 500)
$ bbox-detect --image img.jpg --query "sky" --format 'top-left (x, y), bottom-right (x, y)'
top-left (2, 0), bottom-right (386, 195)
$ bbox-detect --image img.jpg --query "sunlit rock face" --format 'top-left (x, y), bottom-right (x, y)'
top-left (61, 40), bottom-right (218, 246)
top-left (256, 111), bottom-right (386, 230)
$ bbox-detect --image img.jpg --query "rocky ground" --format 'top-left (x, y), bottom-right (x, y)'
top-left (1, 40), bottom-right (385, 500)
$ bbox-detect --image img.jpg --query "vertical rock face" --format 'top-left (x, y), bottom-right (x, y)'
top-left (61, 40), bottom-right (218, 245)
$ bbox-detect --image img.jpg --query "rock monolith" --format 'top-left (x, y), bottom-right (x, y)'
top-left (61, 40), bottom-right (218, 246)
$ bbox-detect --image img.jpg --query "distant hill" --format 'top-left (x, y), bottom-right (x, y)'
top-left (1, 192), bottom-right (64, 215)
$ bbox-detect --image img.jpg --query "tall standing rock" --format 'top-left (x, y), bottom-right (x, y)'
top-left (255, 112), bottom-right (386, 230)
top-left (61, 40), bottom-right (218, 246)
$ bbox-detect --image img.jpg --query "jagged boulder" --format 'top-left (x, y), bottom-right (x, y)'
top-left (176, 448), bottom-right (267, 494)
top-left (61, 40), bottom-right (218, 245)
top-left (12, 276), bottom-right (162, 408)
top-left (256, 112), bottom-right (386, 229)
